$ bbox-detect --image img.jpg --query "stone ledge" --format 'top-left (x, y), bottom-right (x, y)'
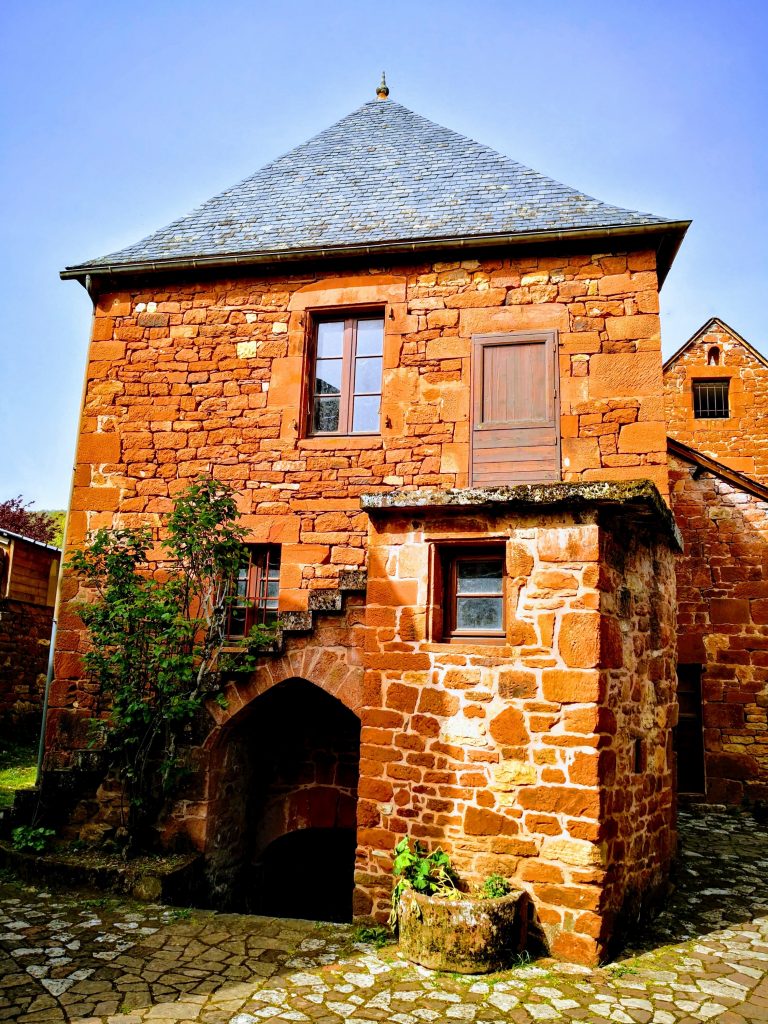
top-left (361, 479), bottom-right (682, 550)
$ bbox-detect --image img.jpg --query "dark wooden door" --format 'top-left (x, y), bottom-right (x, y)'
top-left (674, 664), bottom-right (706, 794)
top-left (471, 331), bottom-right (560, 485)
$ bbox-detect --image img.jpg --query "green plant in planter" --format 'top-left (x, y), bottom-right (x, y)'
top-left (389, 837), bottom-right (460, 928)
top-left (476, 873), bottom-right (512, 899)
top-left (12, 826), bottom-right (56, 853)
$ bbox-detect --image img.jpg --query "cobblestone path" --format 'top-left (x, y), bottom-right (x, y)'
top-left (2, 808), bottom-right (767, 1023)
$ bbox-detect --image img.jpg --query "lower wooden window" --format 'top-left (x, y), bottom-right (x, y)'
top-left (226, 545), bottom-right (281, 639)
top-left (443, 547), bottom-right (505, 641)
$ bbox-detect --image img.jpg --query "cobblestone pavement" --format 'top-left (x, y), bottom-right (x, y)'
top-left (2, 808), bottom-right (768, 1024)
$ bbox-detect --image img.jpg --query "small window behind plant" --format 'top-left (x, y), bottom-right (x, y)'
top-left (226, 545), bottom-right (281, 639)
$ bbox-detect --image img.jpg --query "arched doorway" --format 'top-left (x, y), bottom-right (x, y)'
top-left (205, 678), bottom-right (361, 921)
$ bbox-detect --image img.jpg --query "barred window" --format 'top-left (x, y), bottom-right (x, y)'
top-left (693, 379), bottom-right (729, 419)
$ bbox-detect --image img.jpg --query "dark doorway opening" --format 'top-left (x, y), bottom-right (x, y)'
top-left (205, 678), bottom-right (361, 921)
top-left (253, 827), bottom-right (357, 922)
top-left (675, 663), bottom-right (706, 794)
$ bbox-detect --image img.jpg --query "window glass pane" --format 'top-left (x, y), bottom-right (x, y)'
top-left (314, 397), bottom-right (340, 432)
top-left (317, 321), bottom-right (344, 358)
top-left (352, 394), bottom-right (380, 433)
top-left (315, 358), bottom-right (342, 395)
top-left (228, 608), bottom-right (247, 636)
top-left (354, 356), bottom-right (382, 395)
top-left (356, 319), bottom-right (384, 356)
top-left (456, 597), bottom-right (503, 632)
top-left (456, 559), bottom-right (503, 594)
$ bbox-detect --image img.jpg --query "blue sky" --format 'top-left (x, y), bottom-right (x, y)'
top-left (1, 0), bottom-right (766, 508)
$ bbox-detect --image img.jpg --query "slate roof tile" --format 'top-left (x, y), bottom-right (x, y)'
top-left (65, 99), bottom-right (678, 274)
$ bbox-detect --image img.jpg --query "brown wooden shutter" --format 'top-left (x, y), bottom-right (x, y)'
top-left (471, 331), bottom-right (560, 485)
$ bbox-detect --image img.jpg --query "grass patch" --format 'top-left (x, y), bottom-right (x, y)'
top-left (0, 739), bottom-right (37, 809)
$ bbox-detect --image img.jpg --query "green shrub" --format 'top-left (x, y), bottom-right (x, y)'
top-left (353, 924), bottom-right (392, 948)
top-left (11, 826), bottom-right (56, 853)
top-left (476, 873), bottom-right (512, 899)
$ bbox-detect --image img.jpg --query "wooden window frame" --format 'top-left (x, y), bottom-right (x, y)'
top-left (692, 378), bottom-right (730, 419)
top-left (440, 544), bottom-right (506, 643)
top-left (225, 545), bottom-right (281, 640)
top-left (308, 311), bottom-right (385, 436)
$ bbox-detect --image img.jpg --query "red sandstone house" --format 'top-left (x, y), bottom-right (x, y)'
top-left (665, 318), bottom-right (768, 805)
top-left (0, 528), bottom-right (60, 733)
top-left (38, 82), bottom-right (710, 964)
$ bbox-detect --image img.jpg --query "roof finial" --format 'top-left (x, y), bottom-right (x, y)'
top-left (376, 71), bottom-right (389, 100)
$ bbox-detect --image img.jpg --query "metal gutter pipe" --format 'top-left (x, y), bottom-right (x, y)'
top-left (61, 221), bottom-right (691, 289)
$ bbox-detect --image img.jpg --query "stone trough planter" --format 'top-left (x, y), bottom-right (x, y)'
top-left (397, 888), bottom-right (529, 974)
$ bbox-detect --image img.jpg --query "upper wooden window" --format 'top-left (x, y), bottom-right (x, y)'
top-left (225, 545), bottom-right (281, 639)
top-left (311, 315), bottom-right (384, 434)
top-left (443, 547), bottom-right (505, 641)
top-left (471, 331), bottom-right (560, 485)
top-left (693, 379), bottom-right (729, 419)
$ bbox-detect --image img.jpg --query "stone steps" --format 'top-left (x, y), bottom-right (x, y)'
top-left (277, 569), bottom-right (366, 637)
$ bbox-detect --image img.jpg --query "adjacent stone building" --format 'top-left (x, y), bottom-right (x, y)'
top-left (0, 528), bottom-right (60, 733)
top-left (45, 85), bottom-right (697, 963)
top-left (665, 320), bottom-right (768, 805)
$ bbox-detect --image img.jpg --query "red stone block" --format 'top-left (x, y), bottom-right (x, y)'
top-left (542, 669), bottom-right (602, 704)
top-left (550, 931), bottom-right (600, 966)
top-left (489, 707), bottom-right (529, 746)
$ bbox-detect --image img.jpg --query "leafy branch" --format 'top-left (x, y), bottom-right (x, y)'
top-left (68, 477), bottom-right (256, 849)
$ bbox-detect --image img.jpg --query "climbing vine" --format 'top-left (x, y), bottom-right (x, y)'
top-left (69, 477), bottom-right (263, 848)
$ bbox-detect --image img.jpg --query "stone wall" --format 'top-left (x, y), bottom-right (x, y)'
top-left (0, 537), bottom-right (58, 733)
top-left (356, 488), bottom-right (678, 964)
top-left (52, 250), bottom-right (668, 745)
top-left (0, 598), bottom-right (53, 732)
top-left (670, 453), bottom-right (768, 803)
top-left (664, 321), bottom-right (768, 481)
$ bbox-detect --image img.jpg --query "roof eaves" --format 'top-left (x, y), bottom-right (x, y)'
top-left (0, 527), bottom-right (62, 553)
top-left (61, 219), bottom-right (690, 286)
top-left (668, 436), bottom-right (768, 503)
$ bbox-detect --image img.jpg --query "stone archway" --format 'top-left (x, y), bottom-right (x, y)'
top-left (203, 677), bottom-right (361, 920)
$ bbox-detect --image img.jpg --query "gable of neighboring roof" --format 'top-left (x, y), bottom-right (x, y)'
top-left (668, 436), bottom-right (768, 503)
top-left (663, 317), bottom-right (768, 372)
top-left (62, 98), bottom-right (687, 283)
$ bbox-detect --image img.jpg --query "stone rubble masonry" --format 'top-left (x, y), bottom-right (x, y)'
top-left (356, 497), bottom-right (677, 965)
top-left (51, 251), bottom-right (669, 756)
top-left (670, 453), bottom-right (768, 804)
top-left (0, 599), bottom-right (53, 730)
top-left (45, 247), bottom-right (675, 966)
top-left (664, 320), bottom-right (768, 482)
top-left (0, 537), bottom-right (58, 732)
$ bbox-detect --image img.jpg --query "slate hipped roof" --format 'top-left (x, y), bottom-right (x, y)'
top-left (62, 97), bottom-right (688, 282)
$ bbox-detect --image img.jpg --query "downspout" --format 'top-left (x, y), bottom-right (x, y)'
top-left (35, 276), bottom-right (98, 788)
